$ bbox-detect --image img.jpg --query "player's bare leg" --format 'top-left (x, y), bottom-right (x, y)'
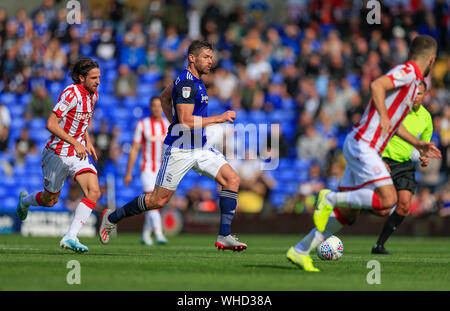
top-left (214, 164), bottom-right (247, 252)
top-left (315, 184), bottom-right (397, 232)
top-left (17, 189), bottom-right (60, 221)
top-left (372, 189), bottom-right (412, 254)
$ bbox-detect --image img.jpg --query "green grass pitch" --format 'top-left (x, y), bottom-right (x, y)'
top-left (0, 233), bottom-right (449, 291)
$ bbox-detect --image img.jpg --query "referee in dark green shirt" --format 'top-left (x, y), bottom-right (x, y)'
top-left (372, 81), bottom-right (433, 254)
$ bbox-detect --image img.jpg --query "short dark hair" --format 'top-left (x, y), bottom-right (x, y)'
top-left (420, 80), bottom-right (427, 91)
top-left (150, 96), bottom-right (160, 104)
top-left (408, 35), bottom-right (438, 60)
top-left (69, 57), bottom-right (99, 84)
top-left (187, 40), bottom-right (213, 57)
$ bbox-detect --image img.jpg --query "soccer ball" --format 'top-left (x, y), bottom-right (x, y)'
top-left (316, 235), bottom-right (344, 261)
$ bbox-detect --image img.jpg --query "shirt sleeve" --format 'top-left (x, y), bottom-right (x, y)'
top-left (174, 79), bottom-right (197, 105)
top-left (133, 120), bottom-right (143, 144)
top-left (386, 65), bottom-right (416, 89)
top-left (53, 88), bottom-right (78, 118)
top-left (420, 111), bottom-right (434, 143)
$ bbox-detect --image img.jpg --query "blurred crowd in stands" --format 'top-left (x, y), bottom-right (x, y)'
top-left (0, 0), bottom-right (449, 218)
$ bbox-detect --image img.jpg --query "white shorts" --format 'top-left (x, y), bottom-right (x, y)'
top-left (155, 144), bottom-right (228, 191)
top-left (141, 169), bottom-right (158, 193)
top-left (41, 148), bottom-right (97, 194)
top-left (338, 135), bottom-right (393, 191)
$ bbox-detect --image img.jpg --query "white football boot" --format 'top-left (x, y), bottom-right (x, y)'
top-left (98, 209), bottom-right (117, 244)
top-left (215, 234), bottom-right (247, 252)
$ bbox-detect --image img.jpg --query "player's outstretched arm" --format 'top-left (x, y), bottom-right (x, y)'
top-left (46, 113), bottom-right (87, 159)
top-left (397, 124), bottom-right (441, 159)
top-left (124, 141), bottom-right (140, 186)
top-left (160, 84), bottom-right (174, 123)
top-left (370, 75), bottom-right (395, 138)
top-left (85, 129), bottom-right (98, 162)
top-left (177, 104), bottom-right (236, 129)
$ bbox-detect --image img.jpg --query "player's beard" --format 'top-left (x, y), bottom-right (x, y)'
top-left (196, 63), bottom-right (211, 76)
top-left (86, 84), bottom-right (98, 94)
top-left (422, 60), bottom-right (433, 77)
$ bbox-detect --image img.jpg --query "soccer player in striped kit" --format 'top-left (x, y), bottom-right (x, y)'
top-left (286, 35), bottom-right (442, 271)
top-left (371, 81), bottom-right (433, 254)
top-left (100, 40), bottom-right (247, 251)
top-left (123, 96), bottom-right (170, 246)
top-left (17, 58), bottom-right (101, 253)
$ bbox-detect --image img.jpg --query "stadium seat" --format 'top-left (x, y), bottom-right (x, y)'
top-left (10, 117), bottom-right (26, 132)
top-left (0, 92), bottom-right (16, 106)
top-left (10, 104), bottom-right (24, 118)
top-left (137, 83), bottom-right (157, 97)
top-left (270, 193), bottom-right (286, 208)
top-left (139, 71), bottom-right (162, 84)
top-left (48, 81), bottom-right (63, 95)
top-left (18, 93), bottom-right (31, 106)
top-left (248, 110), bottom-right (268, 124)
top-left (3, 196), bottom-right (17, 212)
top-left (29, 118), bottom-right (46, 131)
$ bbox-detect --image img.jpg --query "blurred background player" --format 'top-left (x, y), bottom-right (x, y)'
top-left (372, 80), bottom-right (433, 254)
top-left (123, 96), bottom-right (169, 246)
top-left (286, 35), bottom-right (441, 271)
top-left (16, 57), bottom-right (101, 253)
top-left (100, 40), bottom-right (247, 252)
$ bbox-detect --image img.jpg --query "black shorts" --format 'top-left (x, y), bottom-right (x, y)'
top-left (382, 158), bottom-right (417, 194)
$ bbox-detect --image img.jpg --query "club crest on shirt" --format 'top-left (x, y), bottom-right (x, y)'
top-left (182, 87), bottom-right (191, 98)
top-left (373, 165), bottom-right (382, 175)
top-left (59, 102), bottom-right (68, 111)
top-left (393, 70), bottom-right (406, 80)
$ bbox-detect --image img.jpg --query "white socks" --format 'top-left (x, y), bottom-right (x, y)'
top-left (23, 191), bottom-right (43, 207)
top-left (66, 198), bottom-right (95, 239)
top-left (327, 189), bottom-right (377, 210)
top-left (142, 210), bottom-right (165, 240)
top-left (294, 210), bottom-right (344, 254)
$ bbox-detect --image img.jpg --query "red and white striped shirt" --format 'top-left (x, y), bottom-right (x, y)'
top-left (46, 83), bottom-right (98, 156)
top-left (133, 116), bottom-right (169, 172)
top-left (352, 61), bottom-right (424, 155)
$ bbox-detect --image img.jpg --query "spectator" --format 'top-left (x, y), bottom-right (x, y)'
top-left (213, 64), bottom-right (238, 102)
top-left (96, 25), bottom-right (116, 61)
top-left (0, 103), bottom-right (11, 152)
top-left (296, 124), bottom-right (329, 161)
top-left (14, 127), bottom-right (37, 166)
top-left (93, 120), bottom-right (113, 175)
top-left (42, 37), bottom-right (67, 81)
top-left (185, 184), bottom-right (217, 212)
top-left (234, 152), bottom-right (275, 213)
top-left (245, 50), bottom-right (273, 81)
top-left (24, 84), bottom-right (53, 121)
top-left (114, 64), bottom-right (137, 99)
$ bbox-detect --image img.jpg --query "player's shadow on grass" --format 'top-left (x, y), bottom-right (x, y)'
top-left (242, 264), bottom-right (297, 271)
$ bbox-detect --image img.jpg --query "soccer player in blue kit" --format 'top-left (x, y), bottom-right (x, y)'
top-left (99, 40), bottom-right (247, 251)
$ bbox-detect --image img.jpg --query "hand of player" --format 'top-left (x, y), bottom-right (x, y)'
top-left (419, 156), bottom-right (429, 167)
top-left (74, 142), bottom-right (87, 160)
top-left (86, 143), bottom-right (98, 162)
top-left (220, 110), bottom-right (236, 123)
top-left (380, 115), bottom-right (392, 138)
top-left (416, 141), bottom-right (442, 159)
top-left (124, 172), bottom-right (132, 186)
top-left (382, 160), bottom-right (391, 173)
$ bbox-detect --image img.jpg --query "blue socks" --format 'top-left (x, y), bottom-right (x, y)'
top-left (108, 194), bottom-right (147, 224)
top-left (219, 190), bottom-right (238, 236)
